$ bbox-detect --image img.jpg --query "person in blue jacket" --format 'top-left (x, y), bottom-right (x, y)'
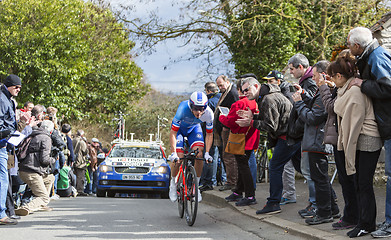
top-left (345, 27), bottom-right (391, 238)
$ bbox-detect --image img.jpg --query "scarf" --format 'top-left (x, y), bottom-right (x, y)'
top-left (213, 82), bottom-right (233, 146)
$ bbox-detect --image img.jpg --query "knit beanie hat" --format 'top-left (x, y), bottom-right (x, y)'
top-left (4, 74), bottom-right (22, 87)
top-left (61, 124), bottom-right (71, 133)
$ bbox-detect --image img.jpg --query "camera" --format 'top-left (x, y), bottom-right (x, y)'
top-left (289, 85), bottom-right (296, 92)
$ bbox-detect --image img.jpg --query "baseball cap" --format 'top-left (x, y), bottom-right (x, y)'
top-left (92, 138), bottom-right (99, 143)
top-left (262, 70), bottom-right (284, 81)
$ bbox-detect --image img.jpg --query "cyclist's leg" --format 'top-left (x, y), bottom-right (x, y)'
top-left (187, 125), bottom-right (204, 178)
top-left (186, 124), bottom-right (205, 202)
top-left (170, 131), bottom-right (185, 178)
top-left (169, 131), bottom-right (185, 202)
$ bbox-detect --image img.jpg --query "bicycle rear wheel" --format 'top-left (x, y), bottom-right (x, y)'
top-left (177, 175), bottom-right (184, 218)
top-left (184, 166), bottom-right (198, 226)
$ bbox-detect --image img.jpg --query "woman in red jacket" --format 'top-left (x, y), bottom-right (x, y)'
top-left (219, 78), bottom-right (260, 206)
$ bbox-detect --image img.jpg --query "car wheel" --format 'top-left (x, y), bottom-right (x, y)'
top-left (96, 189), bottom-right (106, 197)
top-left (107, 191), bottom-right (116, 197)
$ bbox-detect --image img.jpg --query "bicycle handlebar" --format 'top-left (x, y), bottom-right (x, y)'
top-left (173, 149), bottom-right (206, 163)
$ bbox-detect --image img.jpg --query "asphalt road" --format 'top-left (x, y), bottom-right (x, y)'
top-left (0, 195), bottom-right (303, 240)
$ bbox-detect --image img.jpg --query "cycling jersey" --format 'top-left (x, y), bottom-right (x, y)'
top-left (171, 101), bottom-right (213, 133)
top-left (171, 100), bottom-right (214, 151)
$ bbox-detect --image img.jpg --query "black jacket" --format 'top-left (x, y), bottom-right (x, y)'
top-left (19, 128), bottom-right (56, 175)
top-left (51, 129), bottom-right (66, 158)
top-left (294, 91), bottom-right (329, 153)
top-left (253, 84), bottom-right (292, 140)
top-left (0, 85), bottom-right (17, 148)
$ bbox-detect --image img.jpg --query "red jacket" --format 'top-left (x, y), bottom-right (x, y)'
top-left (219, 96), bottom-right (260, 150)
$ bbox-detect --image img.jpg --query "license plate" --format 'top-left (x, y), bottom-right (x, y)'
top-left (122, 175), bottom-right (143, 180)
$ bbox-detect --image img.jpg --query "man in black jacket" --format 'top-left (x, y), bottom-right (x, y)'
top-left (288, 53), bottom-right (318, 218)
top-left (292, 60), bottom-right (339, 225)
top-left (214, 75), bottom-right (239, 191)
top-left (236, 78), bottom-right (301, 215)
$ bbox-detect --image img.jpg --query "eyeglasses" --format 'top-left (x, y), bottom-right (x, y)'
top-left (242, 84), bottom-right (253, 93)
top-left (13, 86), bottom-right (21, 90)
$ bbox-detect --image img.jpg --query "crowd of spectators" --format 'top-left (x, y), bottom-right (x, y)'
top-left (0, 83), bottom-right (105, 224)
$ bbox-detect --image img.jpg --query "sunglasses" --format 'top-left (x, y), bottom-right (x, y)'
top-left (191, 106), bottom-right (206, 112)
top-left (242, 84), bottom-right (253, 93)
top-left (13, 86), bottom-right (21, 90)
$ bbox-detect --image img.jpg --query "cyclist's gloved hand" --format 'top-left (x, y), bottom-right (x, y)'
top-left (168, 152), bottom-right (179, 162)
top-left (204, 152), bottom-right (213, 163)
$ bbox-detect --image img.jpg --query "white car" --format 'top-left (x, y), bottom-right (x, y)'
top-left (97, 139), bottom-right (170, 198)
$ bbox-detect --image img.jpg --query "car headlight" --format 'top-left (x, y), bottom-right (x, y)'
top-left (151, 166), bottom-right (168, 174)
top-left (99, 165), bottom-right (113, 173)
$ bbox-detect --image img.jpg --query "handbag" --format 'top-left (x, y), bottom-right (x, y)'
top-left (225, 127), bottom-right (250, 155)
top-left (7, 146), bottom-right (16, 169)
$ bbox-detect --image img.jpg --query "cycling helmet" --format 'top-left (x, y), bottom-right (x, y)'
top-left (189, 91), bottom-right (208, 111)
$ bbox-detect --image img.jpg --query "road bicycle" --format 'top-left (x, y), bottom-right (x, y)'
top-left (255, 133), bottom-right (273, 183)
top-left (175, 149), bottom-right (203, 226)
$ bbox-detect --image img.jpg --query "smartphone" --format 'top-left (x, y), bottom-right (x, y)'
top-left (289, 85), bottom-right (296, 92)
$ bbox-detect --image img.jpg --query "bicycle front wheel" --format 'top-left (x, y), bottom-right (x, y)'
top-left (257, 149), bottom-right (268, 183)
top-left (177, 175), bottom-right (184, 218)
top-left (184, 166), bottom-right (198, 226)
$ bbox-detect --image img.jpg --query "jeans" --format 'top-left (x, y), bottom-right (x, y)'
top-left (385, 140), bottom-right (391, 223)
top-left (282, 160), bottom-right (296, 200)
top-left (248, 151), bottom-right (257, 190)
top-left (211, 147), bottom-right (219, 185)
top-left (267, 139), bottom-right (301, 205)
top-left (5, 172), bottom-right (15, 216)
top-left (214, 147), bottom-right (227, 185)
top-left (54, 159), bottom-right (60, 193)
top-left (85, 165), bottom-right (98, 194)
top-left (200, 146), bottom-right (216, 186)
top-left (333, 146), bottom-right (359, 224)
top-left (308, 152), bottom-right (339, 217)
top-left (0, 147), bottom-right (9, 218)
top-left (301, 151), bottom-right (316, 206)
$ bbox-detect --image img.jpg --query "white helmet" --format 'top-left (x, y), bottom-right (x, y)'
top-left (189, 91), bottom-right (208, 111)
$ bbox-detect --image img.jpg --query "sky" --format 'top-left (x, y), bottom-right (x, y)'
top-left (109, 0), bottom-right (230, 94)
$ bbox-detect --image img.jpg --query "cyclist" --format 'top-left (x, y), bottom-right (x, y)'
top-left (168, 91), bottom-right (214, 202)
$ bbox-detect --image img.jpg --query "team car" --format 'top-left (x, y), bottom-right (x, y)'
top-left (96, 139), bottom-right (170, 198)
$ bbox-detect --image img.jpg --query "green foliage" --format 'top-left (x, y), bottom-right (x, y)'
top-left (225, 0), bottom-right (390, 77)
top-left (228, 1), bottom-right (301, 78)
top-left (123, 0), bottom-right (390, 81)
top-left (0, 0), bottom-right (146, 121)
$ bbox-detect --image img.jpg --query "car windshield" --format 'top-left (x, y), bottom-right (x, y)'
top-left (109, 146), bottom-right (163, 159)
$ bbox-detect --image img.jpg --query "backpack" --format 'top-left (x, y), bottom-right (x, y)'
top-left (57, 166), bottom-right (71, 190)
top-left (15, 136), bottom-right (33, 161)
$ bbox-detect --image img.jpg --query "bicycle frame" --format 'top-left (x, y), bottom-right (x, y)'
top-left (175, 149), bottom-right (200, 226)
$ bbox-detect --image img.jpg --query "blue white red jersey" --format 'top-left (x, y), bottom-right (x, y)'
top-left (171, 100), bottom-right (214, 133)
